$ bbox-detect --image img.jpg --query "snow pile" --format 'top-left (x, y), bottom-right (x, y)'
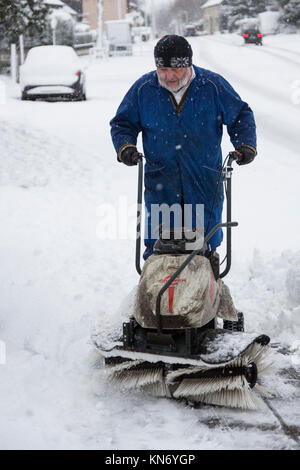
top-left (230, 250), bottom-right (300, 344)
top-left (286, 264), bottom-right (300, 305)
top-left (0, 116), bottom-right (137, 449)
top-left (92, 286), bottom-right (138, 350)
top-left (0, 119), bottom-right (101, 189)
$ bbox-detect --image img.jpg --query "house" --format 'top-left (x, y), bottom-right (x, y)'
top-left (82, 0), bottom-right (98, 29)
top-left (201, 0), bottom-right (223, 34)
top-left (82, 0), bottom-right (130, 31)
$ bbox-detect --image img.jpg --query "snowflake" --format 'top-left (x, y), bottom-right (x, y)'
top-left (155, 57), bottom-right (165, 67)
top-left (170, 57), bottom-right (190, 68)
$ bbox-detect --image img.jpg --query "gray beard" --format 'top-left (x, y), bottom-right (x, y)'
top-left (157, 68), bottom-right (192, 93)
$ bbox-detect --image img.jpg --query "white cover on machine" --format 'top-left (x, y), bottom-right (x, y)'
top-left (134, 254), bottom-right (237, 329)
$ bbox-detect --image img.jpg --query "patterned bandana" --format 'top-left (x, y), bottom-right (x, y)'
top-left (154, 35), bottom-right (193, 68)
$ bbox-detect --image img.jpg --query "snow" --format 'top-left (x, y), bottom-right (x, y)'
top-left (201, 0), bottom-right (223, 9)
top-left (62, 5), bottom-right (78, 17)
top-left (23, 45), bottom-right (79, 66)
top-left (44, 0), bottom-right (65, 6)
top-left (258, 11), bottom-right (280, 35)
top-left (20, 46), bottom-right (81, 88)
top-left (50, 8), bottom-right (74, 23)
top-left (0, 34), bottom-right (300, 450)
top-left (75, 23), bottom-right (91, 33)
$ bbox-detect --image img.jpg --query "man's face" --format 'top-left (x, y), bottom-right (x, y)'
top-left (157, 67), bottom-right (192, 92)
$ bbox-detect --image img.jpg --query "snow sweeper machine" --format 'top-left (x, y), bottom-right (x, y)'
top-left (93, 152), bottom-right (274, 410)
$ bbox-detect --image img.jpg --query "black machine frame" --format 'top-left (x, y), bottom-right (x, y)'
top-left (120, 153), bottom-right (240, 358)
top-left (135, 153), bottom-right (238, 331)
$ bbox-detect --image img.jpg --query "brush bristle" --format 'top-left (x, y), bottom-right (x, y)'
top-left (173, 375), bottom-right (249, 397)
top-left (188, 388), bottom-right (265, 410)
top-left (104, 343), bottom-right (274, 410)
top-left (109, 367), bottom-right (164, 389)
top-left (107, 360), bottom-right (165, 391)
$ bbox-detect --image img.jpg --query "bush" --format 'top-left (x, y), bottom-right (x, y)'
top-left (0, 0), bottom-right (50, 46)
top-left (278, 0), bottom-right (300, 30)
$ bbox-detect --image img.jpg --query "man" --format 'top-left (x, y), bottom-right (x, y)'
top-left (110, 35), bottom-right (257, 260)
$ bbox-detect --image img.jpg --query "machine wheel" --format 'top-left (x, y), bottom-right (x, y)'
top-left (223, 311), bottom-right (244, 332)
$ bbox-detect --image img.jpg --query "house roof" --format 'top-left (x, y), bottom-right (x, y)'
top-left (201, 0), bottom-right (223, 8)
top-left (63, 4), bottom-right (78, 15)
top-left (44, 0), bottom-right (65, 6)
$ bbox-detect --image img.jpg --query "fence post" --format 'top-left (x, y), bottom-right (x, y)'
top-left (19, 34), bottom-right (25, 64)
top-left (51, 16), bottom-right (57, 45)
top-left (0, 340), bottom-right (6, 365)
top-left (10, 43), bottom-right (17, 83)
top-left (0, 79), bottom-right (5, 105)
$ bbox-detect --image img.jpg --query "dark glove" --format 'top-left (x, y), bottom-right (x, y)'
top-left (235, 145), bottom-right (257, 166)
top-left (119, 146), bottom-right (142, 166)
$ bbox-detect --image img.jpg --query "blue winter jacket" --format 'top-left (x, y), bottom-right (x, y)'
top-left (110, 65), bottom-right (256, 259)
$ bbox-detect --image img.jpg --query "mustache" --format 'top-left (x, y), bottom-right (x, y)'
top-left (157, 70), bottom-right (191, 92)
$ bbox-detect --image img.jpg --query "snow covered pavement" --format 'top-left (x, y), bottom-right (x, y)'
top-left (0, 34), bottom-right (299, 449)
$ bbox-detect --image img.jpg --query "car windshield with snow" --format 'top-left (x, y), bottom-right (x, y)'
top-left (20, 45), bottom-right (86, 101)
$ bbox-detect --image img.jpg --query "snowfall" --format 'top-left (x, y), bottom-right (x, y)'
top-left (0, 33), bottom-right (300, 450)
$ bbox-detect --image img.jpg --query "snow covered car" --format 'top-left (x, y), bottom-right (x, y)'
top-left (242, 29), bottom-right (263, 46)
top-left (20, 45), bottom-right (86, 101)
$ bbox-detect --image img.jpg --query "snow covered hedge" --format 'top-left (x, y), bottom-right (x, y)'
top-left (0, 0), bottom-right (50, 48)
top-left (278, 0), bottom-right (300, 32)
top-left (0, 0), bottom-right (76, 51)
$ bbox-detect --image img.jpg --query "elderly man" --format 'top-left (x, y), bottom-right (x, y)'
top-left (110, 35), bottom-right (257, 260)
